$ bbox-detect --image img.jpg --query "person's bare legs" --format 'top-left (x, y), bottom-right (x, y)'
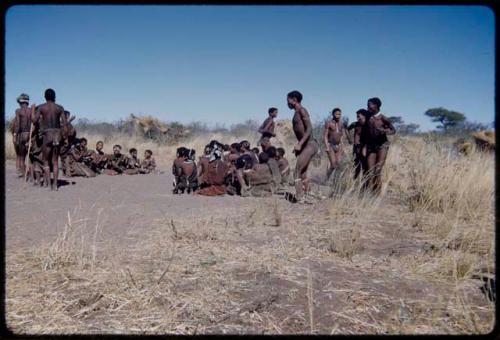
top-left (353, 153), bottom-right (362, 180)
top-left (51, 146), bottom-right (60, 190)
top-left (236, 169), bottom-right (250, 196)
top-left (41, 144), bottom-right (52, 189)
top-left (326, 149), bottom-right (336, 179)
top-left (373, 147), bottom-right (388, 194)
top-left (366, 151), bottom-right (377, 191)
top-left (19, 146), bottom-right (27, 178)
top-left (295, 143), bottom-right (316, 201)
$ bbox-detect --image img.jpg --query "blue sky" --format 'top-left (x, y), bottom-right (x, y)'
top-left (5, 5), bottom-right (495, 131)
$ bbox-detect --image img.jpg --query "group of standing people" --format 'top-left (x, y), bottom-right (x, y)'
top-left (323, 97), bottom-right (396, 194)
top-left (11, 89), bottom-right (395, 198)
top-left (11, 89), bottom-right (157, 190)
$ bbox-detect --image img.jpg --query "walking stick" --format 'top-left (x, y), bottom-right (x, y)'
top-left (24, 104), bottom-right (36, 182)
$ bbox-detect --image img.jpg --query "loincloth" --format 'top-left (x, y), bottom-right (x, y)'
top-left (19, 131), bottom-right (30, 144)
top-left (42, 128), bottom-right (62, 147)
top-left (295, 139), bottom-right (319, 157)
top-left (328, 141), bottom-right (341, 152)
top-left (367, 141), bottom-right (390, 154)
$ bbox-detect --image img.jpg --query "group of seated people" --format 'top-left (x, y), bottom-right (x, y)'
top-left (60, 138), bottom-right (157, 178)
top-left (25, 110), bottom-right (157, 186)
top-left (172, 138), bottom-right (290, 197)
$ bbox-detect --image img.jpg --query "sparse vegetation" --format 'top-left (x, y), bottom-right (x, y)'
top-left (4, 119), bottom-right (494, 334)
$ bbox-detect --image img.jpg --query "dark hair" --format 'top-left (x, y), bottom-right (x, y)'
top-left (44, 88), bottom-right (56, 101)
top-left (368, 97), bottom-right (382, 109)
top-left (96, 140), bottom-right (103, 145)
top-left (260, 136), bottom-right (270, 144)
top-left (145, 149), bottom-right (153, 155)
top-left (277, 147), bottom-right (285, 157)
top-left (177, 147), bottom-right (188, 157)
top-left (258, 152), bottom-right (269, 163)
top-left (223, 144), bottom-right (230, 151)
top-left (252, 147), bottom-right (260, 154)
top-left (356, 109), bottom-right (369, 117)
top-left (287, 90), bottom-right (303, 103)
top-left (266, 146), bottom-right (277, 158)
top-left (113, 144), bottom-right (122, 150)
top-left (331, 108), bottom-right (341, 115)
top-left (230, 143), bottom-right (241, 153)
top-left (240, 140), bottom-right (250, 150)
top-left (79, 137), bottom-right (87, 144)
top-left (268, 107), bottom-right (278, 115)
top-left (204, 145), bottom-right (211, 154)
top-left (129, 148), bottom-right (137, 153)
top-left (235, 154), bottom-right (253, 169)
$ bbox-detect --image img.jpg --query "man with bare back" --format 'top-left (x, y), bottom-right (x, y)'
top-left (33, 89), bottom-right (68, 190)
top-left (323, 108), bottom-right (349, 179)
top-left (364, 97), bottom-right (396, 193)
top-left (197, 144), bottom-right (228, 196)
top-left (347, 109), bottom-right (369, 180)
top-left (197, 145), bottom-right (211, 186)
top-left (241, 152), bottom-right (274, 197)
top-left (12, 93), bottom-right (34, 177)
top-left (287, 90), bottom-right (319, 203)
top-left (240, 140), bottom-right (259, 165)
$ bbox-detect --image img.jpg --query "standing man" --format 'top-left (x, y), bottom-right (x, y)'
top-left (365, 97), bottom-right (396, 193)
top-left (33, 89), bottom-right (67, 190)
top-left (287, 90), bottom-right (319, 203)
top-left (12, 93), bottom-right (33, 177)
top-left (323, 108), bottom-right (349, 179)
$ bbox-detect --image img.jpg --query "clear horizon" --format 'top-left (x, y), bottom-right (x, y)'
top-left (5, 5), bottom-right (495, 132)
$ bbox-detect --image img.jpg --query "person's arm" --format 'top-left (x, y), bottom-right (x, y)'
top-left (71, 148), bottom-right (82, 161)
top-left (346, 122), bottom-right (357, 144)
top-left (258, 118), bottom-right (270, 134)
top-left (343, 125), bottom-right (351, 144)
top-left (33, 106), bottom-right (40, 124)
top-left (323, 121), bottom-right (330, 151)
top-left (280, 164), bottom-right (290, 176)
top-left (298, 108), bottom-right (313, 148)
top-left (12, 111), bottom-right (20, 145)
top-left (60, 106), bottom-right (68, 127)
top-left (381, 115), bottom-right (396, 135)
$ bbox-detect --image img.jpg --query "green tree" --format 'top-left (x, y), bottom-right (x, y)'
top-left (387, 116), bottom-right (420, 135)
top-left (387, 116), bottom-right (404, 125)
top-left (424, 107), bottom-right (466, 131)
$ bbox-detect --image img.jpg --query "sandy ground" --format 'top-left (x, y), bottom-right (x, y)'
top-left (4, 160), bottom-right (494, 334)
top-left (5, 161), bottom-right (247, 251)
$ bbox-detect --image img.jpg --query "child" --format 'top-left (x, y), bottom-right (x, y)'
top-left (258, 107), bottom-right (278, 139)
top-left (140, 149), bottom-right (156, 174)
top-left (124, 148), bottom-right (141, 175)
top-left (276, 147), bottom-right (290, 185)
top-left (173, 147), bottom-right (188, 194)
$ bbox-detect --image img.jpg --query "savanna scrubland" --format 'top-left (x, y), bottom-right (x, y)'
top-left (4, 116), bottom-right (495, 334)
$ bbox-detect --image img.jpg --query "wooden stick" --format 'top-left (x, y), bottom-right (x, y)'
top-left (24, 104), bottom-right (36, 182)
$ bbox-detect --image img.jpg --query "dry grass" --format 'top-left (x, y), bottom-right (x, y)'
top-left (5, 129), bottom-right (495, 335)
